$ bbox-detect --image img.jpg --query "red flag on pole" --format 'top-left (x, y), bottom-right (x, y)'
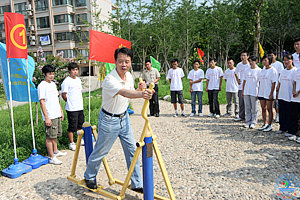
top-left (89, 30), bottom-right (131, 63)
top-left (4, 12), bottom-right (28, 59)
top-left (197, 48), bottom-right (204, 64)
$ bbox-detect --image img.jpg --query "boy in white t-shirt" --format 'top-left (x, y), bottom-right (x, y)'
top-left (242, 56), bottom-right (261, 129)
top-left (291, 67), bottom-right (300, 143)
top-left (292, 38), bottom-right (300, 69)
top-left (223, 58), bottom-right (239, 118)
top-left (205, 58), bottom-right (223, 118)
top-left (38, 65), bottom-right (66, 165)
top-left (166, 59), bottom-right (186, 117)
top-left (61, 62), bottom-right (84, 151)
top-left (187, 60), bottom-right (204, 117)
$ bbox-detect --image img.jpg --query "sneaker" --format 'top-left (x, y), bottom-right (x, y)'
top-left (208, 113), bottom-right (214, 117)
top-left (263, 125), bottom-right (272, 132)
top-left (250, 124), bottom-right (256, 129)
top-left (49, 157), bottom-right (62, 165)
top-left (288, 135), bottom-right (297, 141)
top-left (275, 130), bottom-right (284, 134)
top-left (190, 113), bottom-right (195, 117)
top-left (285, 132), bottom-right (293, 137)
top-left (173, 113), bottom-right (178, 117)
top-left (198, 113), bottom-right (203, 117)
top-left (258, 124), bottom-right (268, 131)
top-left (181, 113), bottom-right (187, 117)
top-left (275, 114), bottom-right (279, 123)
top-left (215, 114), bottom-right (220, 118)
top-left (243, 124), bottom-right (249, 128)
top-left (54, 150), bottom-right (67, 157)
top-left (223, 113), bottom-right (231, 117)
top-left (234, 117), bottom-right (242, 122)
top-left (296, 139), bottom-right (300, 143)
top-left (81, 138), bottom-right (85, 146)
top-left (69, 142), bottom-right (76, 151)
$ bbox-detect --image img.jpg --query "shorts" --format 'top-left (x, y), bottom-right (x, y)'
top-left (274, 99), bottom-right (279, 109)
top-left (258, 97), bottom-right (273, 101)
top-left (67, 110), bottom-right (85, 132)
top-left (45, 118), bottom-right (62, 139)
top-left (171, 90), bottom-right (183, 104)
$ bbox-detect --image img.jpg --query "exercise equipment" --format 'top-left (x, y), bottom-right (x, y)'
top-left (67, 83), bottom-right (175, 200)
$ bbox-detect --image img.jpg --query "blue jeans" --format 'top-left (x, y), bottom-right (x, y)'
top-left (84, 109), bottom-right (142, 189)
top-left (191, 91), bottom-right (203, 114)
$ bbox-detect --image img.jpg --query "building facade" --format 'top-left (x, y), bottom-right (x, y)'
top-left (0, 0), bottom-right (117, 59)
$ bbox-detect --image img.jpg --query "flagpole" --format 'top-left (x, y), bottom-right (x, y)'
top-left (26, 59), bottom-right (35, 150)
top-left (88, 60), bottom-right (91, 123)
top-left (7, 59), bottom-right (17, 159)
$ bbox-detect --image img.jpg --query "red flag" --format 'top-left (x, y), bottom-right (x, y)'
top-left (197, 48), bottom-right (204, 64)
top-left (4, 12), bottom-right (28, 59)
top-left (89, 30), bottom-right (131, 63)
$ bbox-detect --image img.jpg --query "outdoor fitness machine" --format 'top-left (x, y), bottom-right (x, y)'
top-left (67, 83), bottom-right (175, 200)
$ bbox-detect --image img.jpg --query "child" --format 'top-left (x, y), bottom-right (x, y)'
top-left (166, 59), bottom-right (186, 117)
top-left (38, 65), bottom-right (67, 165)
top-left (187, 59), bottom-right (204, 117)
top-left (242, 56), bottom-right (261, 129)
top-left (223, 58), bottom-right (239, 118)
top-left (61, 62), bottom-right (84, 151)
top-left (205, 58), bottom-right (223, 118)
top-left (291, 63), bottom-right (300, 143)
top-left (292, 37), bottom-right (300, 69)
top-left (257, 54), bottom-right (278, 132)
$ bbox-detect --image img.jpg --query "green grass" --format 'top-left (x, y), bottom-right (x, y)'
top-left (0, 84), bottom-right (6, 108)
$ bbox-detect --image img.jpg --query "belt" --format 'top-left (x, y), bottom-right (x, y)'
top-left (102, 109), bottom-right (126, 118)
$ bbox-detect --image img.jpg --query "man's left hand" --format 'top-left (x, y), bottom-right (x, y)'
top-left (142, 89), bottom-right (153, 100)
top-left (138, 81), bottom-right (146, 90)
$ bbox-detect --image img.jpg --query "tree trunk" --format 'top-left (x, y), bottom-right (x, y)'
top-left (254, 0), bottom-right (264, 58)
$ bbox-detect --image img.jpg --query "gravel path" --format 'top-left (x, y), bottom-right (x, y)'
top-left (0, 99), bottom-right (299, 200)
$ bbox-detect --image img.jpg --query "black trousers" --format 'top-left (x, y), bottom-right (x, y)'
top-left (208, 90), bottom-right (220, 115)
top-left (278, 99), bottom-right (291, 132)
top-left (289, 102), bottom-right (300, 136)
top-left (149, 84), bottom-right (159, 115)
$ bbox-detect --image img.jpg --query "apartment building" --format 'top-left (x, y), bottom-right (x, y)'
top-left (0, 0), bottom-right (117, 59)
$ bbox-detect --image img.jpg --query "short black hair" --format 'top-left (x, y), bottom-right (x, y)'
top-left (145, 59), bottom-right (151, 64)
top-left (171, 58), bottom-right (179, 64)
top-left (294, 37), bottom-right (300, 44)
top-left (227, 57), bottom-right (234, 62)
top-left (209, 57), bottom-right (216, 62)
top-left (68, 62), bottom-right (79, 71)
top-left (262, 54), bottom-right (273, 64)
top-left (241, 50), bottom-right (249, 56)
top-left (193, 59), bottom-right (201, 65)
top-left (249, 56), bottom-right (257, 61)
top-left (283, 54), bottom-right (293, 60)
top-left (268, 50), bottom-right (276, 55)
top-left (114, 47), bottom-right (133, 61)
top-left (42, 65), bottom-right (55, 75)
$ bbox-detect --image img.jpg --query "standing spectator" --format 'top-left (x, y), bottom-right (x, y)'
top-left (257, 54), bottom-right (278, 132)
top-left (290, 62), bottom-right (300, 143)
top-left (234, 51), bottom-right (250, 121)
top-left (142, 59), bottom-right (161, 117)
top-left (292, 38), bottom-right (300, 69)
top-left (223, 58), bottom-right (239, 118)
top-left (166, 59), bottom-right (186, 117)
top-left (205, 58), bottom-right (223, 118)
top-left (188, 60), bottom-right (204, 117)
top-left (242, 56), bottom-right (261, 129)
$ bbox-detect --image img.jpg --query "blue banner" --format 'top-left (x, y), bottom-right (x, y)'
top-left (0, 42), bottom-right (39, 102)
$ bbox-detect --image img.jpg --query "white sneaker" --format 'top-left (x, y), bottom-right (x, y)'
top-left (250, 124), bottom-right (256, 129)
top-left (173, 113), bottom-right (178, 117)
top-left (208, 113), bottom-right (214, 117)
top-left (243, 124), bottom-right (249, 128)
top-left (285, 132), bottom-right (293, 137)
top-left (215, 115), bottom-right (220, 118)
top-left (54, 151), bottom-right (67, 157)
top-left (49, 157), bottom-right (62, 165)
top-left (296, 139), bottom-right (300, 143)
top-left (81, 138), bottom-right (85, 146)
top-left (234, 117), bottom-right (242, 122)
top-left (190, 113), bottom-right (195, 117)
top-left (258, 124), bottom-right (268, 131)
top-left (275, 114), bottom-right (279, 123)
top-left (223, 113), bottom-right (231, 117)
top-left (263, 125), bottom-right (272, 132)
top-left (275, 130), bottom-right (284, 134)
top-left (288, 135), bottom-right (297, 141)
top-left (235, 114), bottom-right (239, 119)
top-left (198, 113), bottom-right (203, 117)
top-left (181, 113), bottom-right (187, 117)
top-left (69, 142), bottom-right (76, 151)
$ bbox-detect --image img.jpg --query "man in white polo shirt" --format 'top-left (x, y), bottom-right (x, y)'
top-left (84, 47), bottom-right (153, 192)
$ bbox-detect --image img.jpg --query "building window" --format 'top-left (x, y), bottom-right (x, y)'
top-left (36, 16), bottom-right (50, 28)
top-left (35, 0), bottom-right (48, 11)
top-left (75, 0), bottom-right (86, 7)
top-left (76, 31), bottom-right (89, 43)
top-left (0, 23), bottom-right (5, 32)
top-left (59, 49), bottom-right (74, 58)
top-left (54, 14), bottom-right (74, 24)
top-left (77, 49), bottom-right (89, 58)
top-left (53, 0), bottom-right (73, 6)
top-left (55, 32), bottom-right (75, 41)
top-left (15, 3), bottom-right (26, 15)
top-left (0, 5), bottom-right (11, 14)
top-left (76, 13), bottom-right (87, 25)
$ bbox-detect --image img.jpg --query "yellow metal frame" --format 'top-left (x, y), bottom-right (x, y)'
top-left (67, 83), bottom-right (176, 200)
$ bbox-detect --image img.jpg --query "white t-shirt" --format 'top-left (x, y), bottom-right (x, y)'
top-left (166, 68), bottom-right (184, 91)
top-left (293, 53), bottom-right (300, 69)
top-left (187, 69), bottom-right (204, 91)
top-left (61, 76), bottom-right (83, 111)
top-left (235, 62), bottom-right (250, 90)
top-left (243, 67), bottom-right (262, 96)
top-left (205, 66), bottom-right (223, 90)
top-left (278, 67), bottom-right (297, 102)
top-left (271, 61), bottom-right (284, 75)
top-left (291, 68), bottom-right (300, 103)
top-left (102, 69), bottom-right (134, 114)
top-left (38, 81), bottom-right (62, 121)
top-left (224, 68), bottom-right (238, 93)
top-left (258, 67), bottom-right (278, 99)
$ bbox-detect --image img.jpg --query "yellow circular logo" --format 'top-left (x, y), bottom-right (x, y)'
top-left (10, 24), bottom-right (27, 50)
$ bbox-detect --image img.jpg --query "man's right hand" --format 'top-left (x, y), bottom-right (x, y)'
top-left (45, 118), bottom-right (52, 127)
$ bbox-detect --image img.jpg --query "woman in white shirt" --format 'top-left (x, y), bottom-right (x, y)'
top-left (257, 54), bottom-right (278, 132)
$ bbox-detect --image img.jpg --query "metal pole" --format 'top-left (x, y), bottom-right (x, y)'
top-left (88, 60), bottom-right (91, 123)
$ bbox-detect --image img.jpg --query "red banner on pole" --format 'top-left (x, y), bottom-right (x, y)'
top-left (197, 48), bottom-right (204, 64)
top-left (89, 30), bottom-right (131, 63)
top-left (4, 12), bottom-right (28, 59)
